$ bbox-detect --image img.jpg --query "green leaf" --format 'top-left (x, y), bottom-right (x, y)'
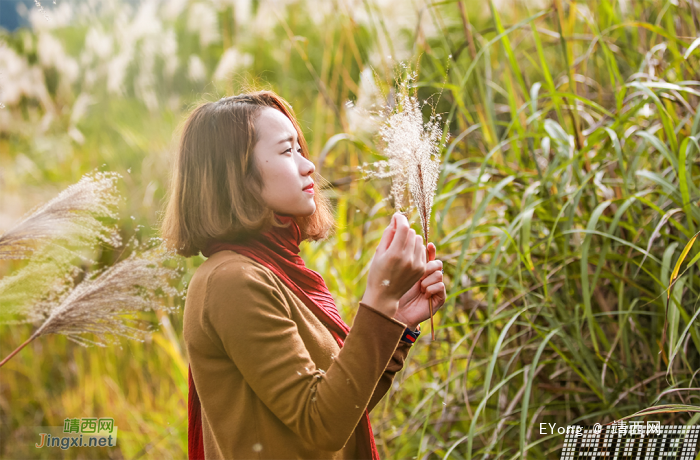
top-left (669, 231), bottom-right (700, 298)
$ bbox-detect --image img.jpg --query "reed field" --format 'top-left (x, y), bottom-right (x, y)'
top-left (1, 0), bottom-right (700, 458)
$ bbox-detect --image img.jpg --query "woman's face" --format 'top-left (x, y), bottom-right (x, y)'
top-left (253, 107), bottom-right (317, 217)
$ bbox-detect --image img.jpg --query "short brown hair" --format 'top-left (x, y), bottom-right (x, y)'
top-left (161, 91), bottom-right (336, 257)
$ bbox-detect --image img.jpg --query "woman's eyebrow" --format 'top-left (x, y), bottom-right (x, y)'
top-left (276, 134), bottom-right (297, 145)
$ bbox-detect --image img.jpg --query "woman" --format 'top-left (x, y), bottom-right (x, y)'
top-left (161, 91), bottom-right (446, 459)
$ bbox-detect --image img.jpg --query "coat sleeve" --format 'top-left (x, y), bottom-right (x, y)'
top-left (367, 341), bottom-right (412, 414)
top-left (202, 260), bottom-right (407, 452)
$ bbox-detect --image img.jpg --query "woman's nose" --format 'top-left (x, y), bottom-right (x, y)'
top-left (301, 158), bottom-right (315, 176)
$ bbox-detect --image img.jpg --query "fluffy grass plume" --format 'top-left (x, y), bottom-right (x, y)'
top-left (0, 241), bottom-right (182, 367)
top-left (0, 244), bottom-right (80, 324)
top-left (359, 66), bottom-right (447, 232)
top-left (358, 65), bottom-right (448, 340)
top-left (0, 171), bottom-right (122, 260)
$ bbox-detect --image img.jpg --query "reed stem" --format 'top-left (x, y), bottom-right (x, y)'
top-left (0, 331), bottom-right (40, 368)
top-left (426, 246), bottom-right (435, 340)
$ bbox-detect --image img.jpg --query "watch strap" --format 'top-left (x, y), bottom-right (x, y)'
top-left (400, 325), bottom-right (421, 344)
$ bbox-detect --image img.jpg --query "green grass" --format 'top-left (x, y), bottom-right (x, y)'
top-left (1, 0), bottom-right (700, 458)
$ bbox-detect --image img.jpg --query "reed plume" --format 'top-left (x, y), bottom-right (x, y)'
top-left (0, 171), bottom-right (122, 260)
top-left (0, 241), bottom-right (182, 367)
top-left (359, 66), bottom-right (448, 340)
top-left (0, 244), bottom-right (80, 324)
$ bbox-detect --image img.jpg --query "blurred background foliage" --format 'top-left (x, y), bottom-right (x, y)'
top-left (1, 0), bottom-right (700, 458)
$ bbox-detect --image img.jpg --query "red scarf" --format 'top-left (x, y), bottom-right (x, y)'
top-left (187, 214), bottom-right (381, 460)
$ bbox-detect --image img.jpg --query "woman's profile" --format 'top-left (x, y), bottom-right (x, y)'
top-left (161, 91), bottom-right (446, 459)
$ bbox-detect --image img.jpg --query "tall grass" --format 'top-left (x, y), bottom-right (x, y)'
top-left (364, 1), bottom-right (700, 457)
top-left (1, 0), bottom-right (700, 458)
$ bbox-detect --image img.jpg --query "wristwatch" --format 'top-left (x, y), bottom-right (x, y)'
top-left (400, 325), bottom-right (421, 344)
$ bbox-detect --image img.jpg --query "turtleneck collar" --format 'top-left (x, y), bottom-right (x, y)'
top-left (260, 213), bottom-right (302, 256)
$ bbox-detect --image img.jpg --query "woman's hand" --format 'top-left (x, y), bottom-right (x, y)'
top-left (361, 213), bottom-right (427, 319)
top-left (393, 242), bottom-right (446, 330)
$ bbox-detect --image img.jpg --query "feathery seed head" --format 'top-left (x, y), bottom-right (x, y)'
top-left (359, 64), bottom-right (448, 239)
top-left (0, 244), bottom-right (81, 325)
top-left (0, 171), bottom-right (123, 260)
top-left (24, 241), bottom-right (183, 348)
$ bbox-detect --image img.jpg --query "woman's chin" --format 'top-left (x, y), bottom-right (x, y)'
top-left (285, 207), bottom-right (316, 218)
top-left (300, 204), bottom-right (316, 217)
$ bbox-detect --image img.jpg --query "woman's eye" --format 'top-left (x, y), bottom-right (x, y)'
top-left (283, 146), bottom-right (302, 154)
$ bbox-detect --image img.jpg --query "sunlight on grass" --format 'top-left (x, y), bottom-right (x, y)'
top-left (1, 0), bottom-right (700, 458)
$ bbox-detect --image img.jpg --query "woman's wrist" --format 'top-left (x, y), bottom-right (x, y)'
top-left (392, 312), bottom-right (419, 331)
top-left (407, 323), bottom-right (420, 332)
top-left (360, 290), bottom-right (399, 318)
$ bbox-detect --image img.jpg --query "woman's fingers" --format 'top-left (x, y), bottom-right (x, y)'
top-left (417, 256), bottom-right (442, 283)
top-left (430, 258), bottom-right (443, 272)
top-left (378, 214), bottom-right (397, 252)
top-left (427, 242), bottom-right (436, 262)
top-left (403, 227), bottom-right (417, 257)
top-left (425, 283), bottom-right (446, 304)
top-left (388, 213), bottom-right (409, 254)
top-left (422, 259), bottom-right (443, 277)
top-left (420, 266), bottom-right (443, 292)
top-left (413, 233), bottom-right (425, 268)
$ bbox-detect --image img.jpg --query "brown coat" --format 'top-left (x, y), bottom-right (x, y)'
top-left (183, 250), bottom-right (414, 459)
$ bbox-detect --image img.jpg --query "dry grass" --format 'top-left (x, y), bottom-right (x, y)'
top-left (0, 171), bottom-right (122, 260)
